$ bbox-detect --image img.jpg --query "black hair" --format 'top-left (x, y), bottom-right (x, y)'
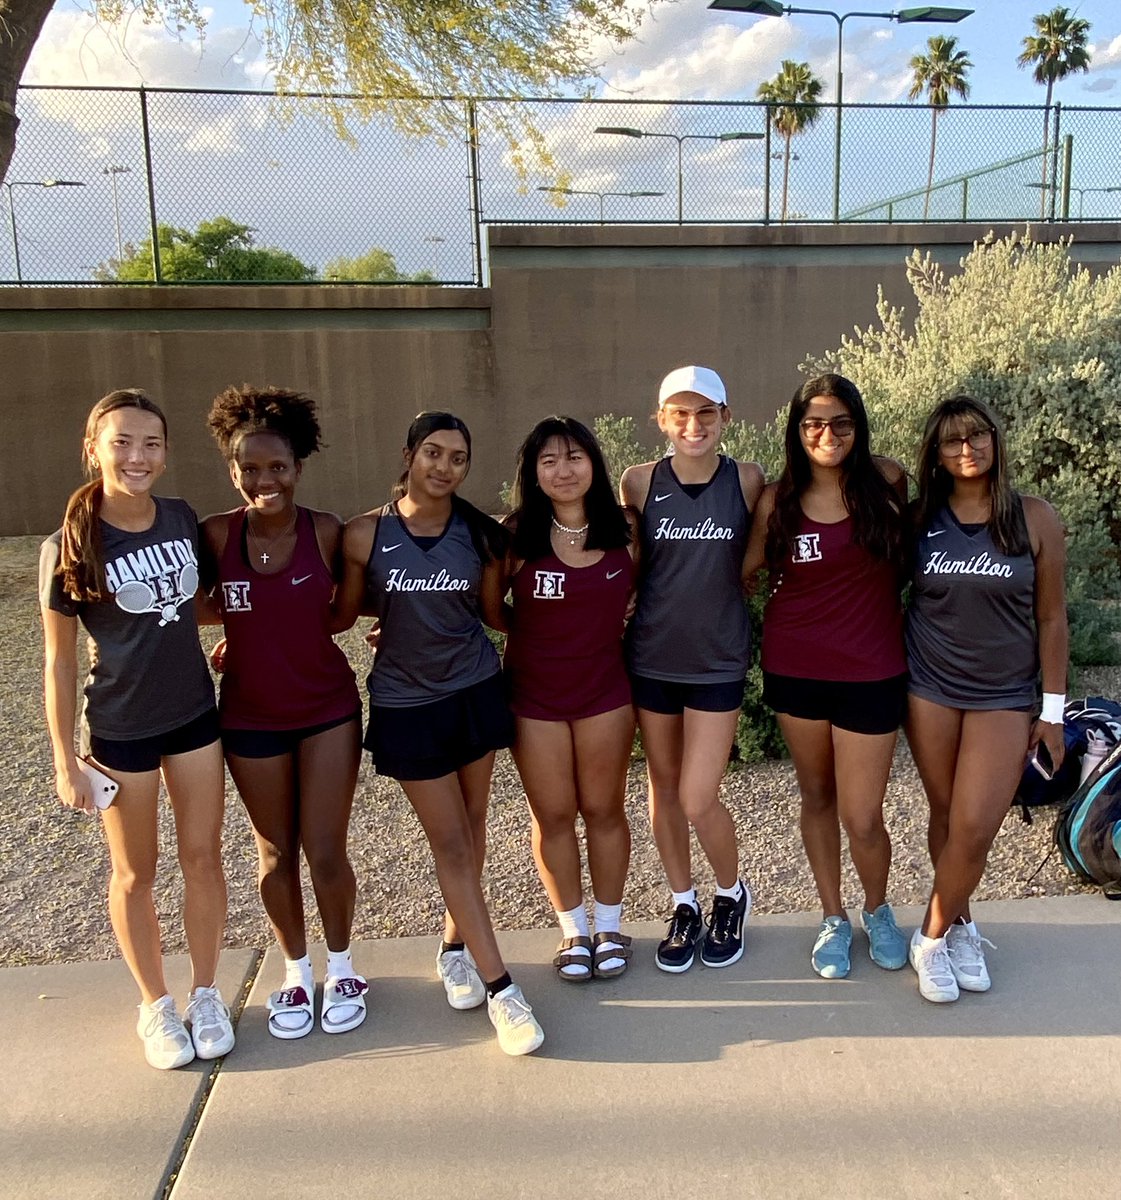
top-left (509, 416), bottom-right (631, 560)
top-left (394, 410), bottom-right (507, 564)
top-left (765, 373), bottom-right (905, 570)
top-left (914, 395), bottom-right (1028, 556)
top-left (207, 385), bottom-right (323, 462)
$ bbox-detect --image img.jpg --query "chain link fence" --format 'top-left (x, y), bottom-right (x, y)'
top-left (4, 87), bottom-right (1119, 285)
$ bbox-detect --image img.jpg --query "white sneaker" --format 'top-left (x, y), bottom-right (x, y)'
top-left (436, 947), bottom-right (486, 1011)
top-left (487, 983), bottom-right (545, 1057)
top-left (946, 922), bottom-right (994, 992)
top-left (137, 995), bottom-right (196, 1070)
top-left (185, 985), bottom-right (236, 1059)
top-left (909, 929), bottom-right (959, 1004)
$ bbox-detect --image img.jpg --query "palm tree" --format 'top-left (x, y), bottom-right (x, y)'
top-left (1017, 6), bottom-right (1092, 213)
top-left (757, 61), bottom-right (824, 223)
top-left (908, 36), bottom-right (972, 221)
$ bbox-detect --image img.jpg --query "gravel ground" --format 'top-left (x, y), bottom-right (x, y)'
top-left (2, 535), bottom-right (1108, 968)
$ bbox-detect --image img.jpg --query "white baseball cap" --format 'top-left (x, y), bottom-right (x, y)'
top-left (658, 365), bottom-right (727, 408)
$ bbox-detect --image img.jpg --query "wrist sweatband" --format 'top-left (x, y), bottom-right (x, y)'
top-left (1041, 693), bottom-right (1066, 724)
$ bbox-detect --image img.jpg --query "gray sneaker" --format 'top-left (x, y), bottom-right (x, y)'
top-left (946, 922), bottom-right (994, 992)
top-left (436, 947), bottom-right (486, 1010)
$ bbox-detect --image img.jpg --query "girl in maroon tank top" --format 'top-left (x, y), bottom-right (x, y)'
top-left (201, 386), bottom-right (366, 1042)
top-left (504, 417), bottom-right (638, 983)
top-left (743, 374), bottom-right (909, 984)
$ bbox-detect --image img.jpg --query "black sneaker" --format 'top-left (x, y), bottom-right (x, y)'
top-left (656, 903), bottom-right (704, 974)
top-left (701, 883), bottom-right (751, 968)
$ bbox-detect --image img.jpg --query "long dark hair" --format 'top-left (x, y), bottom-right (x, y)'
top-left (394, 410), bottom-right (506, 563)
top-left (914, 395), bottom-right (1028, 556)
top-left (765, 374), bottom-right (904, 570)
top-left (510, 416), bottom-right (630, 560)
top-left (59, 389), bottom-right (168, 603)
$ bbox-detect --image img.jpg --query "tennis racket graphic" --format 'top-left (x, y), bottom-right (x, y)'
top-left (113, 563), bottom-right (198, 626)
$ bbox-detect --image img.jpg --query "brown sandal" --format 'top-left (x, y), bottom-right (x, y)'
top-left (553, 936), bottom-right (593, 982)
top-left (593, 932), bottom-right (633, 979)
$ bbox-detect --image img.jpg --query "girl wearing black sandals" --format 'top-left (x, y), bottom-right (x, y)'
top-left (201, 386), bottom-right (366, 1039)
top-left (40, 389), bottom-right (233, 1071)
top-left (333, 411), bottom-right (544, 1056)
top-left (504, 417), bottom-right (638, 983)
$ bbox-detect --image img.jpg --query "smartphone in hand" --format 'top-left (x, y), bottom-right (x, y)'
top-left (78, 760), bottom-right (120, 810)
top-left (1029, 742), bottom-right (1055, 782)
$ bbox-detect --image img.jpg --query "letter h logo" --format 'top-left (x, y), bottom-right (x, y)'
top-left (792, 534), bottom-right (822, 564)
top-left (222, 581), bottom-right (252, 612)
top-left (533, 570), bottom-right (566, 599)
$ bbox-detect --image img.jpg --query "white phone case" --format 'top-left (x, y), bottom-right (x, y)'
top-left (78, 760), bottom-right (119, 809)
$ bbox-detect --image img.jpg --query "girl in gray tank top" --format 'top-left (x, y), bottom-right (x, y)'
top-left (904, 396), bottom-right (1068, 1006)
top-left (333, 411), bottom-right (544, 1056)
top-left (621, 365), bottom-right (764, 975)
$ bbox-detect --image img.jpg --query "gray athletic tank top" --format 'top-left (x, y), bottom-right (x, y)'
top-left (628, 456), bottom-right (751, 684)
top-left (906, 502), bottom-right (1037, 709)
top-left (365, 505), bottom-right (499, 707)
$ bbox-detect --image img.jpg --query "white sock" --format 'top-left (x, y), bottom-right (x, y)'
top-left (556, 905), bottom-right (591, 978)
top-left (557, 905), bottom-right (590, 940)
top-left (671, 888), bottom-right (699, 913)
top-left (326, 947), bottom-right (355, 981)
top-left (715, 879), bottom-right (744, 901)
top-left (959, 919), bottom-right (978, 936)
top-left (919, 933), bottom-right (944, 951)
top-left (284, 954), bottom-right (313, 992)
top-left (593, 900), bottom-right (623, 936)
top-left (593, 900), bottom-right (626, 972)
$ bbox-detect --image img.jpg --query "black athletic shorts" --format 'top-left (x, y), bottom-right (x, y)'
top-left (630, 673), bottom-right (746, 716)
top-left (222, 710), bottom-right (361, 760)
top-left (763, 672), bottom-right (907, 736)
top-left (364, 672), bottom-right (514, 782)
top-left (88, 707), bottom-right (221, 773)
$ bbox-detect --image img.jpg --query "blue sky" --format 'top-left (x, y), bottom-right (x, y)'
top-left (24, 2), bottom-right (1121, 104)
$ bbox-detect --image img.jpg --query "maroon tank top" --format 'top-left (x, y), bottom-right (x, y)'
top-left (505, 546), bottom-right (635, 721)
top-left (216, 507), bottom-right (359, 730)
top-left (761, 514), bottom-right (905, 682)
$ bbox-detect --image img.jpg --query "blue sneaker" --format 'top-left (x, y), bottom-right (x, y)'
top-left (861, 903), bottom-right (908, 970)
top-left (811, 916), bottom-right (852, 979)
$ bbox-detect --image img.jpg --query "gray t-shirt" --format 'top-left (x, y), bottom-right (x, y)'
top-left (364, 505), bottom-right (499, 707)
top-left (40, 497), bottom-right (215, 742)
top-left (906, 502), bottom-right (1037, 710)
top-left (628, 456), bottom-right (751, 684)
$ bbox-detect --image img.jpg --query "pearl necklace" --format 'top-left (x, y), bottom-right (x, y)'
top-left (247, 511), bottom-right (297, 564)
top-left (551, 516), bottom-right (589, 547)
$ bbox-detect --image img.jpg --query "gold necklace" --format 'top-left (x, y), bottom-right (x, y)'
top-left (247, 511), bottom-right (297, 564)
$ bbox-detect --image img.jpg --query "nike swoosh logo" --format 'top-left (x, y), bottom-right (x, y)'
top-left (653, 493), bottom-right (671, 502)
top-left (291, 574), bottom-right (313, 586)
top-left (606, 569), bottom-right (623, 580)
top-left (381, 543), bottom-right (402, 552)
top-left (927, 530), bottom-right (946, 538)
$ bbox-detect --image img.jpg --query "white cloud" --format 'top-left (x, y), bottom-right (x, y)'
top-left (1088, 33), bottom-right (1121, 69)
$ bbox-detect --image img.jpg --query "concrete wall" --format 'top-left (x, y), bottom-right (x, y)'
top-left (3, 223), bottom-right (1119, 534)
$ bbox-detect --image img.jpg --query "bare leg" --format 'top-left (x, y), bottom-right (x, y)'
top-left (163, 739), bottom-right (227, 991)
top-left (404, 762), bottom-right (505, 981)
top-left (923, 709), bottom-right (1031, 937)
top-left (96, 763), bottom-right (166, 1004)
top-left (298, 718), bottom-right (361, 952)
top-left (777, 714), bottom-right (843, 917)
top-left (678, 707), bottom-right (741, 888)
top-left (226, 750), bottom-right (305, 960)
top-left (443, 751), bottom-right (496, 946)
top-left (905, 695), bottom-right (963, 876)
top-left (638, 708), bottom-right (690, 892)
top-left (573, 704), bottom-right (635, 908)
top-left (512, 718), bottom-right (581, 912)
top-left (833, 727), bottom-right (898, 913)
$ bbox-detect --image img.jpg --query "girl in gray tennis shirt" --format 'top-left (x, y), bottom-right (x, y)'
top-left (904, 396), bottom-right (1068, 1006)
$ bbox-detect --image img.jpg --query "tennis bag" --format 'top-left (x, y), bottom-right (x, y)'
top-left (1014, 696), bottom-right (1121, 822)
top-left (1053, 738), bottom-right (1121, 900)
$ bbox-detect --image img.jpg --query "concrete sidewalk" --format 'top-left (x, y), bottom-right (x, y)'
top-left (3, 896), bottom-right (1119, 1200)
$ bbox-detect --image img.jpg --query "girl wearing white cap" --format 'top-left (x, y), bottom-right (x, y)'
top-left (622, 366), bottom-right (763, 972)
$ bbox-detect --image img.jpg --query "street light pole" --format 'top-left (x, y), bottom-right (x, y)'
top-left (423, 234), bottom-right (446, 277)
top-left (709, 2), bottom-right (973, 222)
top-left (537, 186), bottom-right (665, 224)
top-left (102, 165), bottom-right (130, 262)
top-left (594, 127), bottom-right (764, 223)
top-left (2, 178), bottom-right (85, 284)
